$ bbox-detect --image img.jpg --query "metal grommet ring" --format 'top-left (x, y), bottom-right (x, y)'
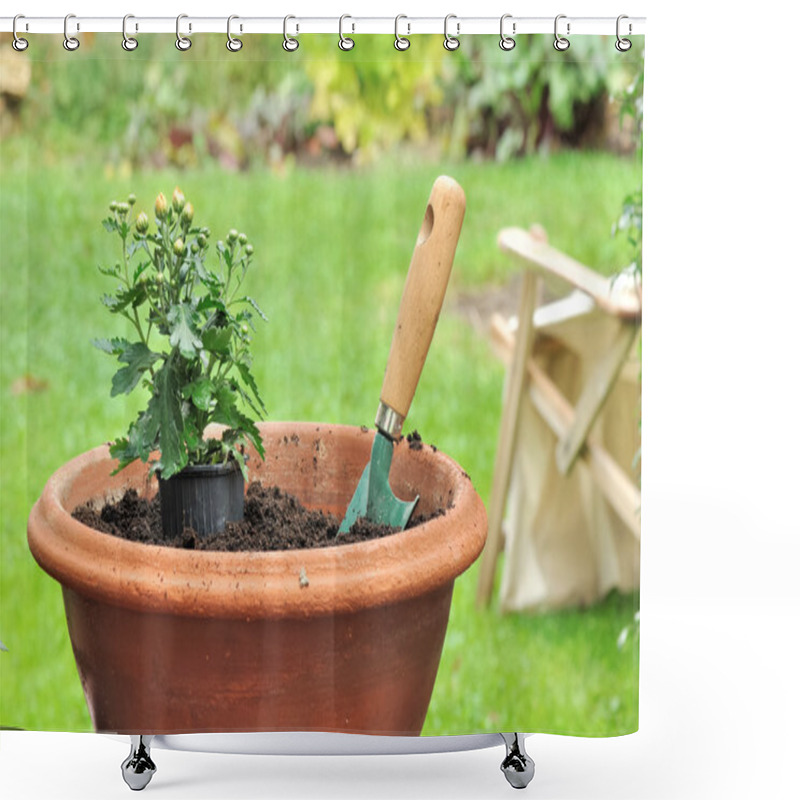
top-left (12, 15), bottom-right (29, 51)
top-left (553, 14), bottom-right (570, 51)
top-left (443, 14), bottom-right (460, 51)
top-left (283, 15), bottom-right (299, 51)
top-left (615, 15), bottom-right (632, 52)
top-left (339, 14), bottom-right (354, 51)
top-left (226, 15), bottom-right (243, 52)
top-left (499, 14), bottom-right (515, 51)
top-left (176, 13), bottom-right (192, 51)
top-left (122, 14), bottom-right (138, 51)
top-left (63, 13), bottom-right (80, 51)
top-left (394, 14), bottom-right (410, 51)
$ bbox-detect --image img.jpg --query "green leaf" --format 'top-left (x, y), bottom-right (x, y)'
top-left (201, 325), bottom-right (232, 353)
top-left (245, 295), bottom-right (268, 323)
top-left (211, 384), bottom-right (264, 460)
top-left (132, 261), bottom-right (149, 283)
top-left (167, 302), bottom-right (203, 359)
top-left (182, 416), bottom-right (203, 455)
top-left (101, 218), bottom-right (116, 233)
top-left (110, 342), bottom-right (160, 397)
top-left (102, 283), bottom-right (147, 314)
top-left (151, 357), bottom-right (186, 479)
top-left (197, 296), bottom-right (226, 314)
top-left (92, 337), bottom-right (129, 356)
top-left (186, 378), bottom-right (213, 411)
top-left (236, 362), bottom-right (267, 416)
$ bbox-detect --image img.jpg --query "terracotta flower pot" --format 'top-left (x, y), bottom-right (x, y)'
top-left (27, 422), bottom-right (487, 736)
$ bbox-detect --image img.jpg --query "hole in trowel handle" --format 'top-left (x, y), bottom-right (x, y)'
top-left (417, 204), bottom-right (434, 244)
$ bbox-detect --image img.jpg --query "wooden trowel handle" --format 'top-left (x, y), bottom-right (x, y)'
top-left (378, 176), bottom-right (466, 436)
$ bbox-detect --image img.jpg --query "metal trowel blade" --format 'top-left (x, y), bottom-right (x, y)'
top-left (338, 432), bottom-right (419, 535)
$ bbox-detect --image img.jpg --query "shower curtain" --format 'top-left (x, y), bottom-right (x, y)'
top-left (0, 29), bottom-right (642, 739)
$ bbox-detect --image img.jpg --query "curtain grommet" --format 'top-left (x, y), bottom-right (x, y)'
top-left (615, 15), bottom-right (633, 52)
top-left (283, 15), bottom-right (299, 51)
top-left (339, 14), bottom-right (355, 51)
top-left (394, 15), bottom-right (410, 51)
top-left (443, 14), bottom-right (460, 51)
top-left (499, 14), bottom-right (516, 51)
top-left (12, 15), bottom-right (29, 51)
top-left (63, 13), bottom-right (80, 51)
top-left (176, 14), bottom-right (192, 51)
top-left (553, 14), bottom-right (570, 51)
top-left (122, 14), bottom-right (138, 51)
top-left (226, 15), bottom-right (243, 52)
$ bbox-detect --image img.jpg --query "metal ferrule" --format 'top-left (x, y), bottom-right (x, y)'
top-left (375, 401), bottom-right (405, 440)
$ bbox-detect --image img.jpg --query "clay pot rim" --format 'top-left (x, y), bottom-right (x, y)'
top-left (28, 422), bottom-right (487, 620)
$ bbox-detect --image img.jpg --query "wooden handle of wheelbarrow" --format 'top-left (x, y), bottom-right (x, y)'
top-left (379, 176), bottom-right (466, 429)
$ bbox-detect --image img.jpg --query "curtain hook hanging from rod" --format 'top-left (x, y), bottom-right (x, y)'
top-left (499, 14), bottom-right (515, 51)
top-left (227, 15), bottom-right (243, 51)
top-left (443, 14), bottom-right (460, 51)
top-left (553, 14), bottom-right (570, 51)
top-left (339, 14), bottom-right (355, 50)
top-left (615, 15), bottom-right (632, 51)
top-left (12, 14), bottom-right (29, 51)
top-left (394, 14), bottom-right (410, 51)
top-left (122, 14), bottom-right (138, 51)
top-left (63, 13), bottom-right (80, 51)
top-left (283, 15), bottom-right (299, 51)
top-left (176, 13), bottom-right (192, 51)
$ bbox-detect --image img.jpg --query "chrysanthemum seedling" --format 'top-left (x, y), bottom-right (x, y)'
top-left (95, 188), bottom-right (268, 480)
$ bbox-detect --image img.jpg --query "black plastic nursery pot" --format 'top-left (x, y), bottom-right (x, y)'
top-left (157, 461), bottom-right (244, 537)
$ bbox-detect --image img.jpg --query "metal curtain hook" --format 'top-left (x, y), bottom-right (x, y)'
top-left (227, 15), bottom-right (243, 51)
top-left (499, 14), bottom-right (515, 51)
top-left (339, 14), bottom-right (354, 50)
top-left (63, 13), bottom-right (80, 51)
top-left (443, 14), bottom-right (460, 51)
top-left (394, 14), bottom-right (410, 51)
top-left (12, 15), bottom-right (29, 51)
top-left (176, 13), bottom-right (192, 51)
top-left (553, 14), bottom-right (570, 51)
top-left (122, 14), bottom-right (138, 51)
top-left (615, 15), bottom-right (632, 52)
top-left (283, 15), bottom-right (299, 51)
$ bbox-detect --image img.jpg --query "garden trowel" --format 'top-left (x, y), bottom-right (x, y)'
top-left (338, 176), bottom-right (466, 535)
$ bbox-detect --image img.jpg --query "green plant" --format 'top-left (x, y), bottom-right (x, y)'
top-left (95, 188), bottom-right (267, 479)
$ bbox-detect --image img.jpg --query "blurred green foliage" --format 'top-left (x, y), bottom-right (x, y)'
top-left (5, 34), bottom-right (642, 168)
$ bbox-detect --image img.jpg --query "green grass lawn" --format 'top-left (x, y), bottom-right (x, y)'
top-left (0, 148), bottom-right (639, 734)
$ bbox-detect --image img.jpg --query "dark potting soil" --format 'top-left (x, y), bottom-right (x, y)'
top-left (72, 481), bottom-right (447, 553)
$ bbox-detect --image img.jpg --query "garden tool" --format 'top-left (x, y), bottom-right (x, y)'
top-left (338, 176), bottom-right (466, 535)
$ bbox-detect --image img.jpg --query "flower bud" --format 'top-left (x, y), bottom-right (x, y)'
top-left (155, 192), bottom-right (168, 220)
top-left (172, 187), bottom-right (186, 212)
top-left (173, 238), bottom-right (185, 256)
top-left (181, 202), bottom-right (194, 223)
top-left (245, 243), bottom-right (254, 256)
top-left (155, 272), bottom-right (164, 284)
top-left (135, 212), bottom-right (149, 234)
top-left (190, 242), bottom-right (199, 254)
top-left (128, 193), bottom-right (137, 207)
top-left (227, 229), bottom-right (239, 244)
top-left (237, 233), bottom-right (248, 245)
top-left (197, 234), bottom-right (207, 248)
top-left (117, 202), bottom-right (129, 215)
top-left (241, 323), bottom-right (249, 335)
top-left (109, 201), bottom-right (118, 213)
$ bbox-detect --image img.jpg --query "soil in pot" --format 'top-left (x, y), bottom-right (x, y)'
top-left (71, 431), bottom-right (448, 552)
top-left (72, 481), bottom-right (447, 552)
